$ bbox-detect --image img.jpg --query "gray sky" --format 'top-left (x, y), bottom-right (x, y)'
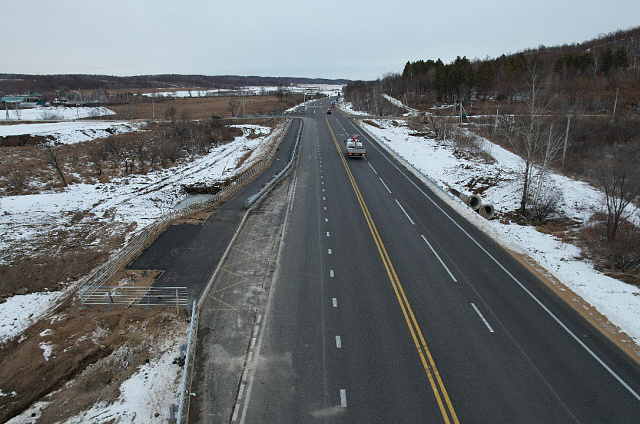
top-left (2, 0), bottom-right (639, 80)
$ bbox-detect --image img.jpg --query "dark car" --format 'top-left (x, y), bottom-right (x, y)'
top-left (327, 109), bottom-right (332, 114)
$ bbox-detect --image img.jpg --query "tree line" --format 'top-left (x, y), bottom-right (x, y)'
top-left (0, 73), bottom-right (350, 97)
top-left (343, 26), bottom-right (640, 279)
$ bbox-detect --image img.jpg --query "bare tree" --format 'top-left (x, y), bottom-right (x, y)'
top-left (228, 97), bottom-right (239, 115)
top-left (593, 145), bottom-right (640, 241)
top-left (46, 143), bottom-right (68, 187)
top-left (499, 57), bottom-right (563, 216)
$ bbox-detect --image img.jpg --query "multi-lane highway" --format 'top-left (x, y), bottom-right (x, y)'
top-left (233, 98), bottom-right (640, 423)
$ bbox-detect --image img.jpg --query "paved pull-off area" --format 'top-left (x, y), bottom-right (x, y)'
top-left (189, 174), bottom-right (292, 423)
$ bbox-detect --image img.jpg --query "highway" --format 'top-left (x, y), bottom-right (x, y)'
top-left (234, 98), bottom-right (640, 423)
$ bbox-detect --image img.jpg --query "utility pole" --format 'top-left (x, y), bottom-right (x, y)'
top-left (562, 114), bottom-right (572, 168)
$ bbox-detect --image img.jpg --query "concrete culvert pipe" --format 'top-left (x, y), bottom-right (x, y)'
top-left (478, 204), bottom-right (495, 220)
top-left (461, 194), bottom-right (482, 211)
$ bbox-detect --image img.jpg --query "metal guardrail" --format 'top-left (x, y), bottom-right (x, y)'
top-left (245, 121), bottom-right (303, 208)
top-left (176, 120), bottom-right (303, 424)
top-left (77, 119), bottom-right (292, 306)
top-left (176, 300), bottom-right (197, 424)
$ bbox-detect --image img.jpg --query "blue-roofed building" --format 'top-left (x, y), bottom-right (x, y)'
top-left (1, 94), bottom-right (45, 109)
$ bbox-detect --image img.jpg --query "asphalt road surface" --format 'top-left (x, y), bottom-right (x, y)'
top-left (234, 98), bottom-right (640, 423)
top-left (128, 118), bottom-right (302, 299)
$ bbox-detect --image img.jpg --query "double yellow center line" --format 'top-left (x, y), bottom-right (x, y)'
top-left (325, 118), bottom-right (459, 424)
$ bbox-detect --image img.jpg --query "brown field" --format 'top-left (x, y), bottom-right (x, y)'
top-left (107, 94), bottom-right (307, 120)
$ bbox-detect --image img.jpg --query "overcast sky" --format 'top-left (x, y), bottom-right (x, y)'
top-left (2, 0), bottom-right (639, 81)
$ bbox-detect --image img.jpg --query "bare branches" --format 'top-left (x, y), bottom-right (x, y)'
top-left (592, 145), bottom-right (640, 241)
top-left (46, 143), bottom-right (68, 187)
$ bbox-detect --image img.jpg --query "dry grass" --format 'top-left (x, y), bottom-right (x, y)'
top-left (107, 95), bottom-right (304, 120)
top-left (0, 297), bottom-right (187, 423)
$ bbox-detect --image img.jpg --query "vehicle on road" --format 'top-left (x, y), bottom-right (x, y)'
top-left (344, 134), bottom-right (365, 158)
top-left (326, 108), bottom-right (332, 114)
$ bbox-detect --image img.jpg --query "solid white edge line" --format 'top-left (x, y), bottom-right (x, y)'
top-left (379, 177), bottom-right (392, 193)
top-left (340, 389), bottom-right (348, 407)
top-left (352, 120), bottom-right (640, 402)
top-left (471, 302), bottom-right (495, 333)
top-left (395, 198), bottom-right (415, 225)
top-left (421, 235), bottom-right (457, 282)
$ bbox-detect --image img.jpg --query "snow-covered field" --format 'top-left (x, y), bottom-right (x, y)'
top-left (143, 83), bottom-right (344, 98)
top-left (0, 123), bottom-right (278, 336)
top-left (1, 120), bottom-right (280, 422)
top-left (0, 121), bottom-right (142, 145)
top-left (360, 118), bottom-right (640, 345)
top-left (1, 106), bottom-right (116, 121)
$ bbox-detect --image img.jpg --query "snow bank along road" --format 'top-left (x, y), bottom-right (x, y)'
top-left (232, 98), bottom-right (640, 423)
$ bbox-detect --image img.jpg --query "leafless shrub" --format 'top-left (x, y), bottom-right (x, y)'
top-left (581, 216), bottom-right (640, 281)
top-left (452, 127), bottom-right (483, 157)
top-left (41, 110), bottom-right (63, 120)
top-left (527, 182), bottom-right (563, 223)
top-left (7, 167), bottom-right (29, 194)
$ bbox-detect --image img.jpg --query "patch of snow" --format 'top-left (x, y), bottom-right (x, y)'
top-left (64, 337), bottom-right (186, 424)
top-left (1, 106), bottom-right (115, 122)
top-left (5, 401), bottom-right (49, 423)
top-left (0, 121), bottom-right (143, 145)
top-left (382, 94), bottom-right (419, 116)
top-left (0, 292), bottom-right (62, 345)
top-left (338, 102), bottom-right (371, 116)
top-left (39, 341), bottom-right (53, 361)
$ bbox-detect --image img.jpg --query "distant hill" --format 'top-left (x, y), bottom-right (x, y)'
top-left (0, 74), bottom-right (351, 95)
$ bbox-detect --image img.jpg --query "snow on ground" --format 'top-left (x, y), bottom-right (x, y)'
top-left (6, 332), bottom-right (187, 424)
top-left (1, 106), bottom-right (116, 121)
top-left (361, 118), bottom-right (640, 344)
top-left (143, 84), bottom-right (344, 98)
top-left (0, 121), bottom-right (142, 145)
top-left (338, 101), bottom-right (371, 116)
top-left (0, 291), bottom-right (63, 345)
top-left (0, 123), bottom-right (278, 342)
top-left (65, 336), bottom-right (186, 424)
top-left (382, 94), bottom-right (419, 116)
